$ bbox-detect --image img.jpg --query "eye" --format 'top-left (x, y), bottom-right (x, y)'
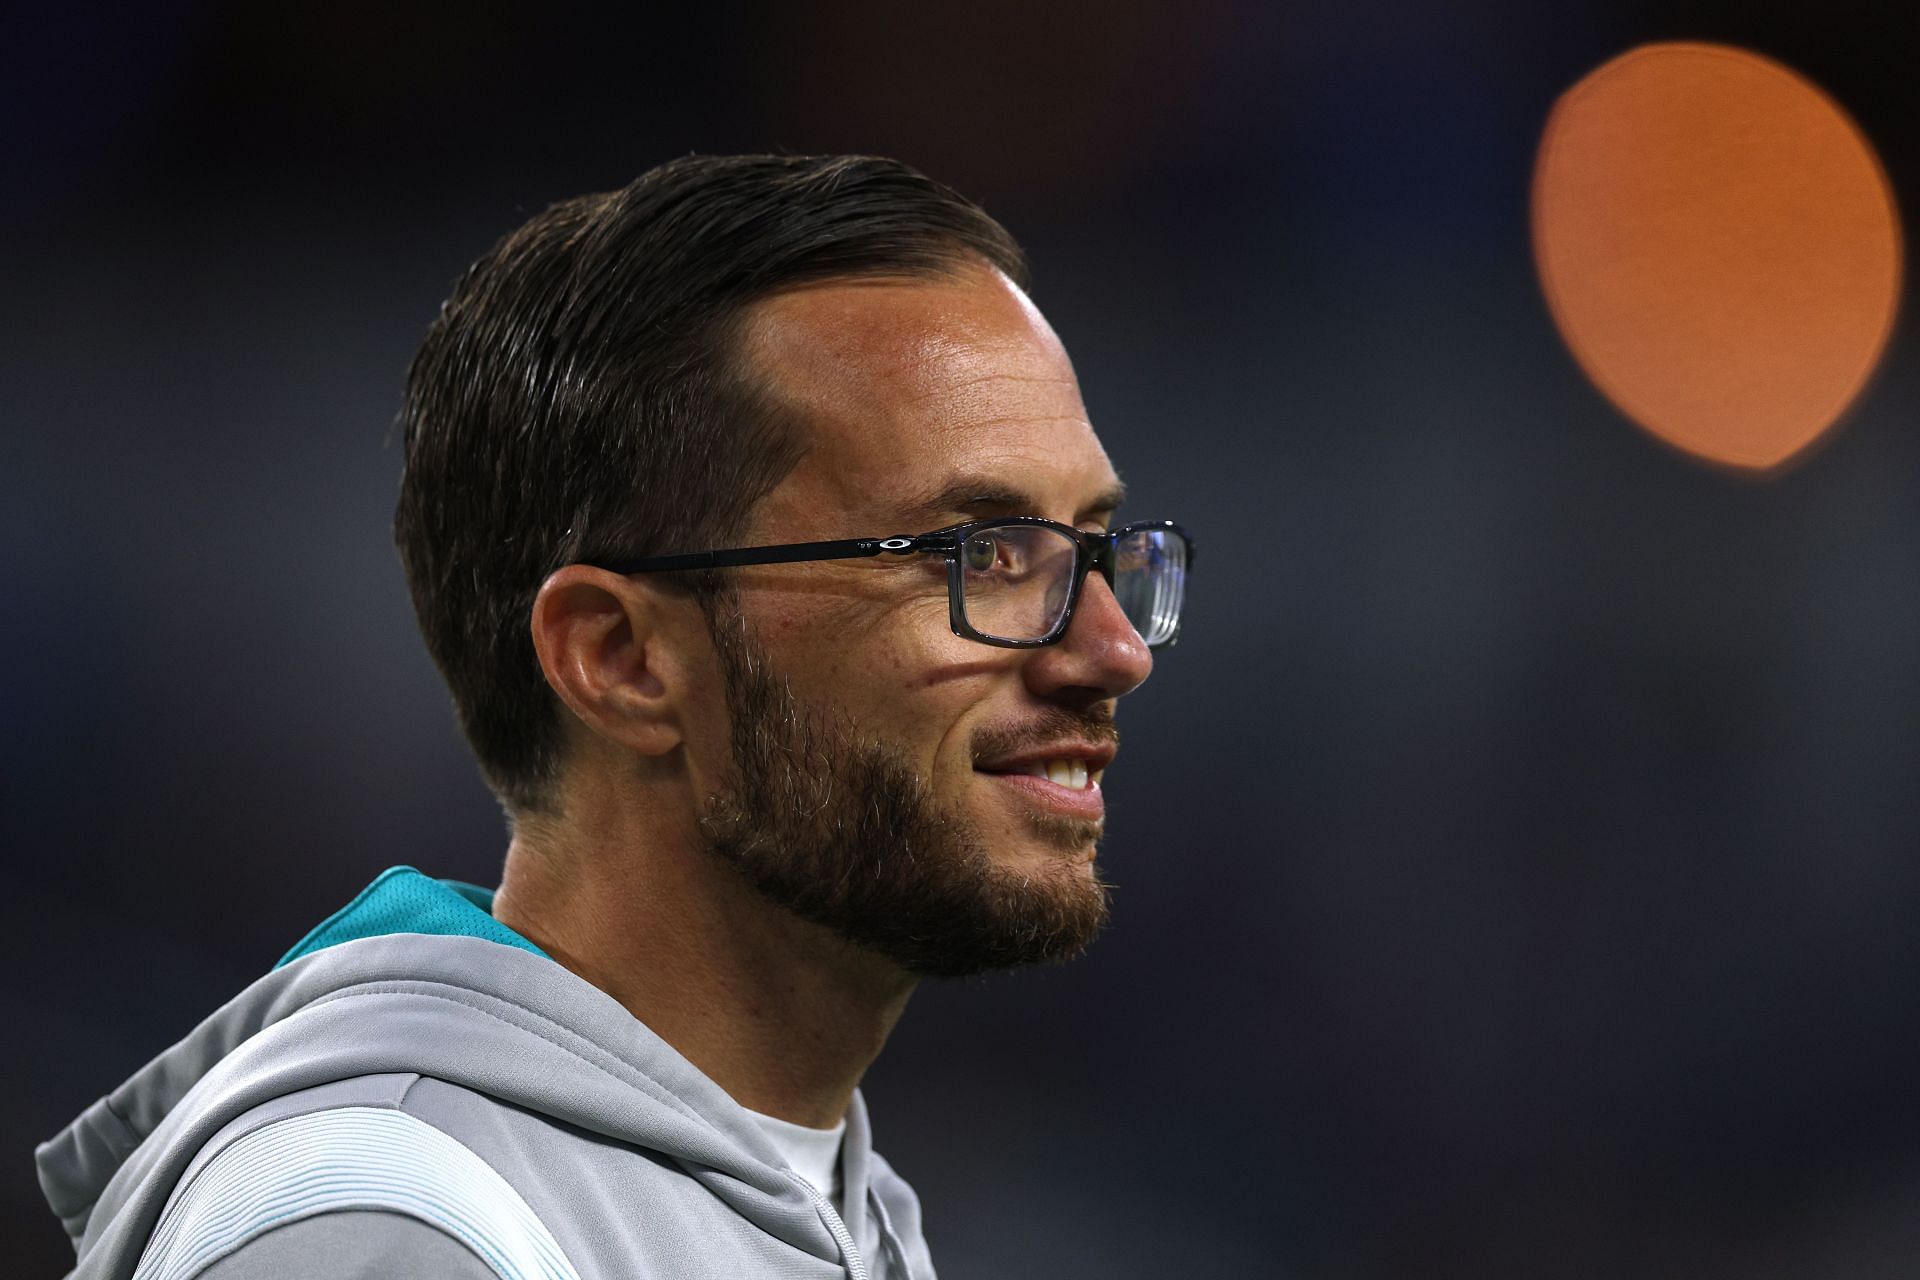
top-left (962, 532), bottom-right (1003, 573)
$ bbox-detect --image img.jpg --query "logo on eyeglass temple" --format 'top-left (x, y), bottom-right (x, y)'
top-left (878, 538), bottom-right (914, 551)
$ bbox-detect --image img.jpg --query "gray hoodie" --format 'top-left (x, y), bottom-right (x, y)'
top-left (36, 868), bottom-right (936, 1279)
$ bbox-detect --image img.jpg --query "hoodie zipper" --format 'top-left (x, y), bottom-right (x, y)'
top-left (802, 1183), bottom-right (870, 1280)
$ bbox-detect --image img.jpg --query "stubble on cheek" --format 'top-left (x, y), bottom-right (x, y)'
top-left (695, 594), bottom-right (1111, 978)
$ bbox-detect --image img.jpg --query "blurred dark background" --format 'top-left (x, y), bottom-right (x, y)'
top-left (8, 2), bottom-right (1920, 1275)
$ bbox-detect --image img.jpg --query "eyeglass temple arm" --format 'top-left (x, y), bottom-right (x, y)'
top-left (598, 535), bottom-right (934, 575)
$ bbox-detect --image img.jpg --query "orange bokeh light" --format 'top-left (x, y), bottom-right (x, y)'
top-left (1532, 42), bottom-right (1903, 470)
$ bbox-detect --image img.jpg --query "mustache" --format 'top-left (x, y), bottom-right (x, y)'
top-left (969, 707), bottom-right (1120, 764)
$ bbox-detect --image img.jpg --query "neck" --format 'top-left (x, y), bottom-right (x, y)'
top-left (492, 792), bottom-right (915, 1130)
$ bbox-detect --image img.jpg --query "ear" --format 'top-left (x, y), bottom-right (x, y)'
top-left (530, 565), bottom-right (689, 758)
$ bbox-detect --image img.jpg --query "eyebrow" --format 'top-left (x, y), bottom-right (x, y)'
top-left (896, 475), bottom-right (1128, 528)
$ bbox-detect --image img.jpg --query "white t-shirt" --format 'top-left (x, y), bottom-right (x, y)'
top-left (746, 1108), bottom-right (847, 1209)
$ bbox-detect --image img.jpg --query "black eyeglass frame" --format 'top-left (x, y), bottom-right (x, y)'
top-left (592, 516), bottom-right (1194, 650)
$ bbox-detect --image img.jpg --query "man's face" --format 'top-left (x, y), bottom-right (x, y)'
top-left (690, 262), bottom-right (1154, 977)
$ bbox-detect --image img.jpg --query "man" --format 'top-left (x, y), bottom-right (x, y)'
top-left (38, 154), bottom-right (1192, 1279)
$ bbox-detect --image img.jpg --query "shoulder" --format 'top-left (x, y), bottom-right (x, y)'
top-left (182, 1211), bottom-right (500, 1280)
top-left (133, 1103), bottom-right (579, 1280)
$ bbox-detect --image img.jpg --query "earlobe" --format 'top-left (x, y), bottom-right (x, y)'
top-left (530, 566), bottom-right (683, 756)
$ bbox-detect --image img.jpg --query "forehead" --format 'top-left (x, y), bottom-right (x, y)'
top-left (738, 264), bottom-right (1121, 533)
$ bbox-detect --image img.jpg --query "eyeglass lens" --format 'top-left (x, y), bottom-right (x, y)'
top-left (1113, 527), bottom-right (1187, 646)
top-left (957, 525), bottom-right (1188, 646)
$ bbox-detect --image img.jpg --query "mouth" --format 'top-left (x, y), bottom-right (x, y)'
top-left (972, 743), bottom-right (1115, 820)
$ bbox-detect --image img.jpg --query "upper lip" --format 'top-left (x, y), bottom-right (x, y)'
top-left (974, 740), bottom-right (1117, 772)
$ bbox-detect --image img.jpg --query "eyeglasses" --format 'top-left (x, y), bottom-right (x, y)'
top-left (594, 517), bottom-right (1194, 649)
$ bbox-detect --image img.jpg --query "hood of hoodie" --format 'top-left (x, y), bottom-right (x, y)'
top-left (37, 867), bottom-right (884, 1278)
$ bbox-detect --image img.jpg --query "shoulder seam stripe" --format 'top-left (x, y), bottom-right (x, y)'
top-left (130, 1106), bottom-right (580, 1280)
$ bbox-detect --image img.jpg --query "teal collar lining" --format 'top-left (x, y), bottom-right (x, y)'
top-left (276, 865), bottom-right (548, 969)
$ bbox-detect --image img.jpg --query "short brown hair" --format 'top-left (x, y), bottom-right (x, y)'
top-left (394, 155), bottom-right (1029, 813)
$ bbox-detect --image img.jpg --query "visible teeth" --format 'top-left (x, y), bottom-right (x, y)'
top-left (1020, 760), bottom-right (1096, 789)
top-left (1091, 768), bottom-right (1105, 786)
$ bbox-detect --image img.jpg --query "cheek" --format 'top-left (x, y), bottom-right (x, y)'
top-left (799, 625), bottom-right (997, 764)
top-left (763, 583), bottom-right (953, 695)
top-left (747, 576), bottom-right (1001, 768)
top-left (815, 630), bottom-right (965, 726)
top-left (892, 643), bottom-right (1015, 785)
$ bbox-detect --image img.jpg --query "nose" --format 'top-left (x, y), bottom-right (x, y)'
top-left (1024, 571), bottom-right (1154, 703)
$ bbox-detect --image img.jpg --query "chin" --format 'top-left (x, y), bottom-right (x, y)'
top-left (1002, 817), bottom-right (1104, 869)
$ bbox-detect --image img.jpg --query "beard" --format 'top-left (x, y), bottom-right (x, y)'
top-left (695, 595), bottom-right (1112, 978)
